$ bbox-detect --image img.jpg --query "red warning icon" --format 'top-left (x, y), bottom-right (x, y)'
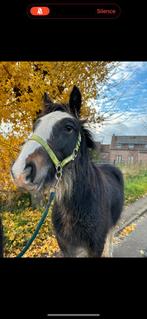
top-left (30, 7), bottom-right (50, 16)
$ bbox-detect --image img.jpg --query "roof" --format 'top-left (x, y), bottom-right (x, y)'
top-left (112, 135), bottom-right (147, 145)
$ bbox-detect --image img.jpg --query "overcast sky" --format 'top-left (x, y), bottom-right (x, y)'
top-left (90, 62), bottom-right (147, 144)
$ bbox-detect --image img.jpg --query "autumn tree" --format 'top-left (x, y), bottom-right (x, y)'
top-left (0, 61), bottom-right (112, 198)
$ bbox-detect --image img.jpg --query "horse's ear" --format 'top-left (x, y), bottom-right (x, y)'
top-left (43, 92), bottom-right (53, 108)
top-left (69, 86), bottom-right (82, 117)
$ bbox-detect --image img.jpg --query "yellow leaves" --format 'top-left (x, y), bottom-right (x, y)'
top-left (24, 236), bottom-right (59, 258)
top-left (0, 61), bottom-right (111, 198)
top-left (0, 134), bottom-right (26, 198)
top-left (9, 233), bottom-right (16, 241)
top-left (3, 207), bottom-right (60, 258)
top-left (0, 61), bottom-right (109, 124)
top-left (119, 223), bottom-right (136, 239)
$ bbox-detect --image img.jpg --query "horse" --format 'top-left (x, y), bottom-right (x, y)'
top-left (11, 86), bottom-right (124, 257)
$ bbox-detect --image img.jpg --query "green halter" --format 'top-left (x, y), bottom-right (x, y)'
top-left (29, 133), bottom-right (81, 180)
top-left (16, 131), bottom-right (81, 257)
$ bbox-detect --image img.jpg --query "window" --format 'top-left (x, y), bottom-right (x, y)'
top-left (128, 144), bottom-right (134, 149)
top-left (128, 155), bottom-right (134, 163)
top-left (116, 143), bottom-right (121, 149)
top-left (144, 144), bottom-right (147, 149)
top-left (116, 155), bottom-right (122, 163)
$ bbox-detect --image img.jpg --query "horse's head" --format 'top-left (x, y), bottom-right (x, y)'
top-left (11, 86), bottom-right (83, 192)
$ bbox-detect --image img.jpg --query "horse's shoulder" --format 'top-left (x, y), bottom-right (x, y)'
top-left (94, 163), bottom-right (124, 186)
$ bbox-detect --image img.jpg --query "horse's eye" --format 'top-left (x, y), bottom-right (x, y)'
top-left (65, 125), bottom-right (73, 133)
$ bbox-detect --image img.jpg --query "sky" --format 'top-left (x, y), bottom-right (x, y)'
top-left (89, 62), bottom-right (147, 144)
top-left (1, 62), bottom-right (147, 143)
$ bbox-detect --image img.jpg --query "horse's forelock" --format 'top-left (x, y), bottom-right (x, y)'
top-left (35, 103), bottom-right (69, 122)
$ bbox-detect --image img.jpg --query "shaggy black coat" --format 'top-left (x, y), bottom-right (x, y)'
top-left (34, 86), bottom-right (124, 257)
top-left (52, 128), bottom-right (124, 257)
top-left (30, 85), bottom-right (124, 257)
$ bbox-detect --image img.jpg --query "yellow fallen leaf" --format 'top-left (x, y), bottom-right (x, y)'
top-left (119, 223), bottom-right (136, 239)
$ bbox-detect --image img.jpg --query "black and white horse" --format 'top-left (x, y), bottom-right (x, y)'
top-left (11, 86), bottom-right (124, 257)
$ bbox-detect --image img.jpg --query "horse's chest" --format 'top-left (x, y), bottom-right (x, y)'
top-left (52, 207), bottom-right (89, 257)
top-left (60, 210), bottom-right (73, 237)
top-left (52, 207), bottom-right (75, 238)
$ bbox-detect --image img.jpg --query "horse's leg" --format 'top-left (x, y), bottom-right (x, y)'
top-left (56, 234), bottom-right (89, 257)
top-left (74, 247), bottom-right (89, 257)
top-left (55, 235), bottom-right (70, 257)
top-left (102, 228), bottom-right (114, 257)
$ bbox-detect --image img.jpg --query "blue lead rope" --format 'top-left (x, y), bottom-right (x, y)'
top-left (16, 192), bottom-right (56, 258)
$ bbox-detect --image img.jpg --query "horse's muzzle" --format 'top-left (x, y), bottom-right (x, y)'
top-left (11, 162), bottom-right (37, 190)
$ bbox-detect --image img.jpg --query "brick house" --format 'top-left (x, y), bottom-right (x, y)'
top-left (96, 143), bottom-right (110, 162)
top-left (96, 135), bottom-right (147, 165)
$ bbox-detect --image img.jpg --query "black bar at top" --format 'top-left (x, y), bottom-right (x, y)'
top-left (28, 3), bottom-right (121, 19)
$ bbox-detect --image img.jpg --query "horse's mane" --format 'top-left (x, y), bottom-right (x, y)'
top-left (80, 120), bottom-right (96, 149)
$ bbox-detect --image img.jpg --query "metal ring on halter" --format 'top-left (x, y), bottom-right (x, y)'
top-left (55, 164), bottom-right (63, 180)
top-left (72, 148), bottom-right (78, 160)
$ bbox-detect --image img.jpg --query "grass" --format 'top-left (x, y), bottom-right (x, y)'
top-left (121, 165), bottom-right (147, 205)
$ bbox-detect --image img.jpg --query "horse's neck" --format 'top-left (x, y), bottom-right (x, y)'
top-left (56, 158), bottom-right (95, 211)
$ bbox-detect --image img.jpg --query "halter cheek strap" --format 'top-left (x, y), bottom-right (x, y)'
top-left (29, 133), bottom-right (81, 180)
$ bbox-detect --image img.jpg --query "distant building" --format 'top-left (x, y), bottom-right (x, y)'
top-left (95, 135), bottom-right (147, 165)
top-left (95, 143), bottom-right (110, 162)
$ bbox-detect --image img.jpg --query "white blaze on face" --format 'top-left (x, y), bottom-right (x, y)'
top-left (12, 111), bottom-right (73, 179)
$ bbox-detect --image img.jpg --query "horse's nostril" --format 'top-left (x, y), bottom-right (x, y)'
top-left (25, 162), bottom-right (36, 183)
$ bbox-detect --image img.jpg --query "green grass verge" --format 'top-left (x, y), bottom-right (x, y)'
top-left (124, 169), bottom-right (147, 205)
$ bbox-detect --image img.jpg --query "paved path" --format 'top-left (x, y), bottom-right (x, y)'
top-left (113, 212), bottom-right (147, 257)
top-left (52, 196), bottom-right (147, 258)
top-left (114, 195), bottom-right (147, 234)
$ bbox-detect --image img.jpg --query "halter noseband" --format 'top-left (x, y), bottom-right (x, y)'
top-left (29, 133), bottom-right (81, 180)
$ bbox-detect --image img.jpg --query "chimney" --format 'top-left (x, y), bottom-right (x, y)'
top-left (111, 134), bottom-right (116, 148)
